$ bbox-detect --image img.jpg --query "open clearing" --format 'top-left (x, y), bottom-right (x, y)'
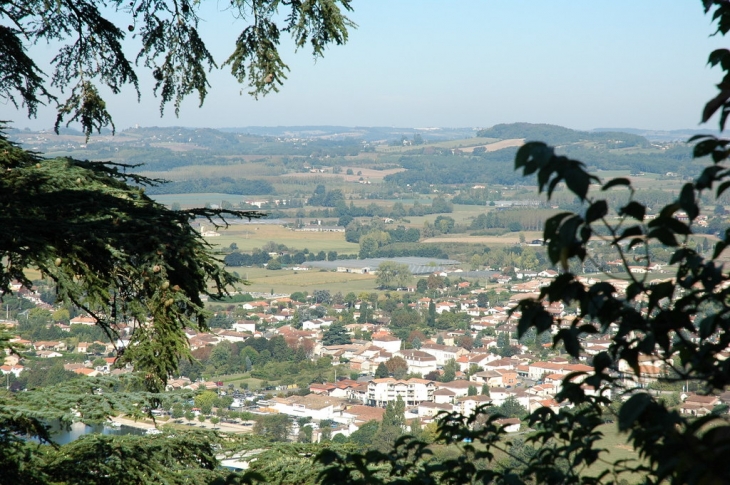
top-left (212, 224), bottom-right (359, 254)
top-left (421, 234), bottom-right (528, 245)
top-left (279, 166), bottom-right (405, 182)
top-left (227, 267), bottom-right (378, 294)
top-left (139, 159), bottom-right (280, 180)
top-left (375, 137), bottom-right (501, 153)
top-left (458, 138), bottom-right (524, 153)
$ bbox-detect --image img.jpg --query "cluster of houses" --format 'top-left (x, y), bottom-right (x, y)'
top-left (0, 330), bottom-right (131, 378)
top-left (2, 271), bottom-right (727, 440)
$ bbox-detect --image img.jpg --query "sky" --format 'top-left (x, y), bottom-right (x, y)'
top-left (5, 1), bottom-right (726, 132)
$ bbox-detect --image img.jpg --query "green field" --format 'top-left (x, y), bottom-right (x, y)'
top-left (213, 373), bottom-right (270, 390)
top-left (139, 159), bottom-right (283, 182)
top-left (375, 137), bottom-right (500, 153)
top-left (226, 266), bottom-right (379, 295)
top-left (427, 422), bottom-right (640, 483)
top-left (212, 224), bottom-right (359, 254)
top-left (584, 423), bottom-right (643, 482)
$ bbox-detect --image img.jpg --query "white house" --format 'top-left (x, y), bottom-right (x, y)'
top-left (366, 378), bottom-right (436, 407)
top-left (436, 380), bottom-right (475, 399)
top-left (396, 349), bottom-right (438, 376)
top-left (495, 417), bottom-right (521, 433)
top-left (36, 350), bottom-right (62, 358)
top-left (241, 301), bottom-right (270, 311)
top-left (302, 318), bottom-right (333, 330)
top-left (419, 343), bottom-right (468, 366)
top-left (371, 334), bottom-right (402, 353)
top-left (527, 361), bottom-right (594, 380)
top-left (417, 401), bottom-right (454, 418)
top-left (457, 352), bottom-right (497, 372)
top-left (70, 315), bottom-right (96, 326)
top-left (433, 388), bottom-right (457, 404)
top-left (216, 330), bottom-right (250, 343)
top-left (0, 364), bottom-right (24, 377)
top-left (232, 320), bottom-right (256, 333)
top-left (457, 394), bottom-right (493, 417)
top-left (271, 394), bottom-right (344, 422)
top-left (434, 302), bottom-right (457, 314)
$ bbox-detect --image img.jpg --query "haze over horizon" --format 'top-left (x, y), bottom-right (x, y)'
top-left (7, 1), bottom-right (723, 133)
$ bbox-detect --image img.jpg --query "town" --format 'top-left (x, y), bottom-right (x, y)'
top-left (3, 243), bottom-right (720, 445)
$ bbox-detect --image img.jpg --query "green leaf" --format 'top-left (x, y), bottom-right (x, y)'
top-left (658, 202), bottom-right (681, 219)
top-left (628, 237), bottom-right (644, 250)
top-left (601, 177), bottom-right (631, 191)
top-left (517, 300), bottom-right (553, 336)
top-left (688, 133), bottom-right (716, 143)
top-left (718, 180), bottom-right (730, 198)
top-left (693, 138), bottom-right (720, 158)
top-left (619, 201), bottom-right (646, 221)
top-left (711, 147), bottom-right (729, 163)
top-left (592, 351), bottom-right (612, 374)
top-left (695, 165), bottom-right (725, 189)
top-left (702, 88), bottom-right (730, 124)
top-left (618, 393), bottom-right (652, 431)
top-left (558, 215), bottom-right (584, 247)
top-left (514, 142), bottom-right (553, 175)
top-left (543, 212), bottom-right (575, 241)
top-left (616, 225), bottom-right (643, 242)
top-left (699, 315), bottom-right (717, 339)
top-left (625, 282), bottom-right (644, 301)
top-left (708, 49), bottom-right (730, 69)
top-left (648, 280), bottom-right (675, 311)
top-left (713, 241), bottom-right (727, 259)
top-left (554, 328), bottom-right (581, 358)
top-left (564, 166), bottom-right (590, 201)
top-left (647, 227), bottom-right (679, 247)
top-left (585, 200), bottom-right (608, 224)
top-left (648, 216), bottom-right (691, 235)
top-left (679, 183), bottom-right (699, 220)
top-left (577, 324), bottom-right (599, 334)
top-left (580, 225), bottom-right (592, 243)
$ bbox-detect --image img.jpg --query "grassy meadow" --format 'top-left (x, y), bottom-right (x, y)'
top-left (226, 266), bottom-right (378, 295)
top-left (374, 137), bottom-right (501, 153)
top-left (211, 224), bottom-right (359, 254)
top-left (423, 422), bottom-right (641, 483)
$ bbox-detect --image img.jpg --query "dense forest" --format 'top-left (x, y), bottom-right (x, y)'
top-left (476, 122), bottom-right (651, 147)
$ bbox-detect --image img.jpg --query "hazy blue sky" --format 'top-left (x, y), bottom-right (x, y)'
top-left (8, 1), bottom-right (726, 131)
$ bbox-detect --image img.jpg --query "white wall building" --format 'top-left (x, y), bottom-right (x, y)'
top-left (419, 343), bottom-right (467, 366)
top-left (271, 394), bottom-right (343, 422)
top-left (417, 401), bottom-right (454, 418)
top-left (396, 349), bottom-right (438, 376)
top-left (371, 335), bottom-right (402, 353)
top-left (366, 378), bottom-right (436, 407)
top-left (232, 321), bottom-right (256, 333)
top-left (0, 364), bottom-right (24, 378)
top-left (302, 319), bottom-right (333, 330)
top-left (436, 381), bottom-right (474, 399)
top-left (457, 395), bottom-right (493, 417)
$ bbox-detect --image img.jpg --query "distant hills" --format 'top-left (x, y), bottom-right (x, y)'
top-left (476, 123), bottom-right (650, 147)
top-left (223, 124), bottom-right (719, 143)
top-left (217, 125), bottom-right (478, 142)
top-left (6, 122), bottom-right (710, 197)
top-left (8, 123), bottom-right (719, 143)
top-left (592, 127), bottom-right (722, 142)
top-left (475, 122), bottom-right (723, 144)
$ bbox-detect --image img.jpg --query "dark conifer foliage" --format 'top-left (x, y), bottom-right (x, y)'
top-left (0, 127), bottom-right (265, 389)
top-left (0, 0), bottom-right (354, 137)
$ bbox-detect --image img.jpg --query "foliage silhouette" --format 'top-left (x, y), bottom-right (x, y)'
top-left (315, 2), bottom-right (730, 484)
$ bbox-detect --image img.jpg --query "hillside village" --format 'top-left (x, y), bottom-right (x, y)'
top-left (3, 262), bottom-right (725, 442)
